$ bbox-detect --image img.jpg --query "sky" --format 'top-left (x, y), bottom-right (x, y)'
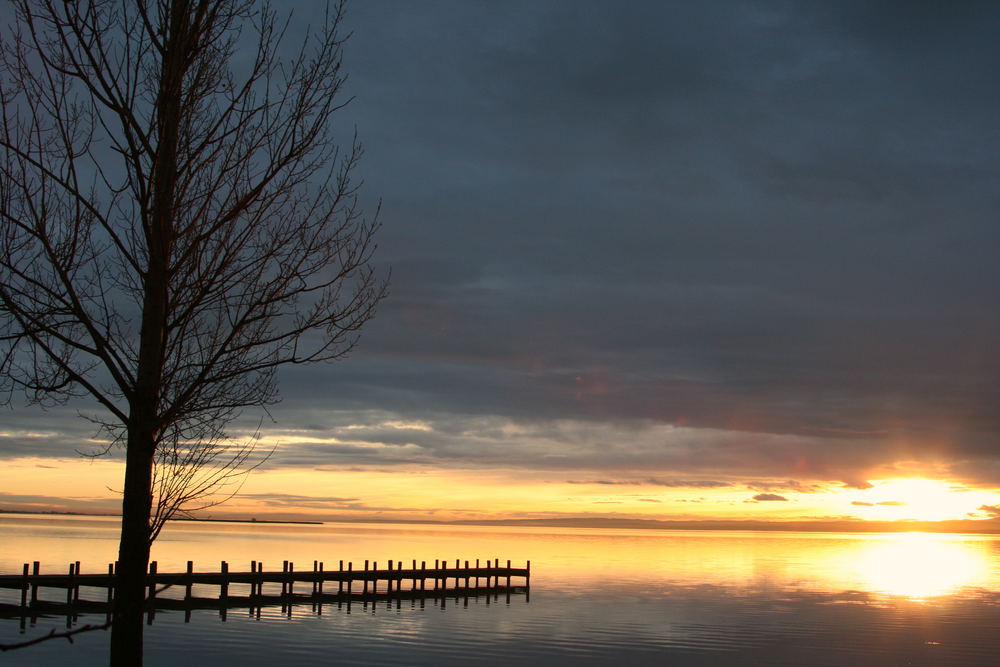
top-left (1, 0), bottom-right (999, 527)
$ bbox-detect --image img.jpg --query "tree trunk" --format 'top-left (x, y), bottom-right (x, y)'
top-left (110, 234), bottom-right (169, 666)
top-left (108, 5), bottom-right (185, 664)
top-left (110, 427), bottom-right (156, 666)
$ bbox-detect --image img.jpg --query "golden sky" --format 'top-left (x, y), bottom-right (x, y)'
top-left (3, 450), bottom-right (1000, 529)
top-left (2, 2), bottom-right (999, 535)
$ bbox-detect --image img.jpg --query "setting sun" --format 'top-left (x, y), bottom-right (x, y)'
top-left (847, 479), bottom-right (995, 522)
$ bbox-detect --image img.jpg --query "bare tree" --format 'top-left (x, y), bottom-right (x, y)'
top-left (0, 1), bottom-right (384, 664)
top-left (148, 422), bottom-right (270, 542)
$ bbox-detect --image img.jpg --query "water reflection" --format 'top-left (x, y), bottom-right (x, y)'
top-left (4, 516), bottom-right (1000, 665)
top-left (2, 515), bottom-right (1000, 600)
top-left (852, 532), bottom-right (991, 599)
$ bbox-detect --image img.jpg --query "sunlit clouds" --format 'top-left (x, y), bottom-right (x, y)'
top-left (1, 1), bottom-right (999, 527)
top-left (5, 444), bottom-right (1000, 527)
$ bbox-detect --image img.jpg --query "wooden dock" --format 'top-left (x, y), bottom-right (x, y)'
top-left (0, 558), bottom-right (530, 620)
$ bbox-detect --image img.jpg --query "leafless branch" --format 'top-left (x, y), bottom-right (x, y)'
top-left (0, 619), bottom-right (114, 652)
top-left (0, 2), bottom-right (384, 659)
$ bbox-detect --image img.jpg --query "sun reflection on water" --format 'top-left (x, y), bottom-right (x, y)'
top-left (2, 515), bottom-right (999, 605)
top-left (853, 532), bottom-right (991, 600)
top-left (5, 518), bottom-right (1000, 666)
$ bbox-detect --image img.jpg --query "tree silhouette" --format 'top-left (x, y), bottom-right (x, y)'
top-left (0, 1), bottom-right (384, 663)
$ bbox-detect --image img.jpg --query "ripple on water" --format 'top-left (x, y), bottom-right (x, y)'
top-left (5, 523), bottom-right (1000, 665)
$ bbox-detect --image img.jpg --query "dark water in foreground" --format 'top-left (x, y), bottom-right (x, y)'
top-left (2, 514), bottom-right (1000, 665)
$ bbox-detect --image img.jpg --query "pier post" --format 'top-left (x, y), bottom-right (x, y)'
top-left (31, 562), bottom-right (39, 605)
top-left (526, 560), bottom-right (531, 588)
top-left (20, 563), bottom-right (28, 608)
top-left (347, 561), bottom-right (353, 596)
top-left (185, 561), bottom-right (193, 600)
top-left (281, 561), bottom-right (288, 597)
top-left (506, 560), bottom-right (511, 587)
top-left (220, 561), bottom-right (229, 600)
top-left (107, 563), bottom-right (115, 604)
top-left (338, 560), bottom-right (344, 595)
top-left (148, 561), bottom-right (157, 601)
top-left (363, 560), bottom-right (369, 595)
top-left (421, 561), bottom-right (426, 591)
top-left (465, 560), bottom-right (470, 588)
top-left (66, 562), bottom-right (74, 605)
top-left (319, 562), bottom-right (324, 596)
top-left (147, 561), bottom-right (158, 625)
top-left (387, 560), bottom-right (393, 595)
top-left (288, 561), bottom-right (294, 596)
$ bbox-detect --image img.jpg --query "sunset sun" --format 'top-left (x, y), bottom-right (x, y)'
top-left (849, 479), bottom-right (993, 522)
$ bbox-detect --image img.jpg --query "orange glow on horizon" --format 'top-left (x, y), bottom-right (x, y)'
top-left (845, 478), bottom-right (997, 522)
top-left (1, 456), bottom-right (999, 528)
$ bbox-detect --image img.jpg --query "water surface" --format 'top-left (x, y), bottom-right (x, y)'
top-left (2, 514), bottom-right (1000, 665)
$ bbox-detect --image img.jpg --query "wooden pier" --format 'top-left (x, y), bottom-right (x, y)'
top-left (0, 558), bottom-right (530, 620)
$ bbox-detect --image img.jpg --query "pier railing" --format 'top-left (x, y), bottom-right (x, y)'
top-left (0, 558), bottom-right (530, 617)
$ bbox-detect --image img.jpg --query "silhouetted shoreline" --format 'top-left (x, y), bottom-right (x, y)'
top-left (0, 510), bottom-right (321, 526)
top-left (5, 508), bottom-right (1000, 534)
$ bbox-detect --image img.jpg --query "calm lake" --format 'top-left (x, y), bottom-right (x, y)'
top-left (2, 513), bottom-right (1000, 665)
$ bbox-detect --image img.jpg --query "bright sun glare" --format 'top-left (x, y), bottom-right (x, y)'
top-left (851, 478), bottom-right (990, 522)
top-left (855, 532), bottom-right (990, 599)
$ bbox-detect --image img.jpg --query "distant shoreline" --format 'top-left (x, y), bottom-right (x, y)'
top-left (5, 508), bottom-right (1000, 535)
top-left (0, 509), bottom-right (322, 526)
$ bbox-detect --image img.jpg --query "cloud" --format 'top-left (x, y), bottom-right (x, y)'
top-left (2, 0), bottom-right (999, 500)
top-left (567, 478), bottom-right (733, 488)
top-left (646, 479), bottom-right (733, 489)
top-left (239, 493), bottom-right (361, 505)
top-left (751, 494), bottom-right (789, 502)
top-left (0, 408), bottom-right (119, 461)
top-left (253, 410), bottom-right (900, 489)
top-left (236, 493), bottom-right (428, 513)
top-left (851, 500), bottom-right (906, 507)
top-left (0, 492), bottom-right (117, 513)
top-left (747, 480), bottom-right (824, 494)
top-left (977, 505), bottom-right (1000, 518)
top-left (320, 0), bottom-right (1000, 489)
top-left (567, 480), bottom-right (635, 486)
